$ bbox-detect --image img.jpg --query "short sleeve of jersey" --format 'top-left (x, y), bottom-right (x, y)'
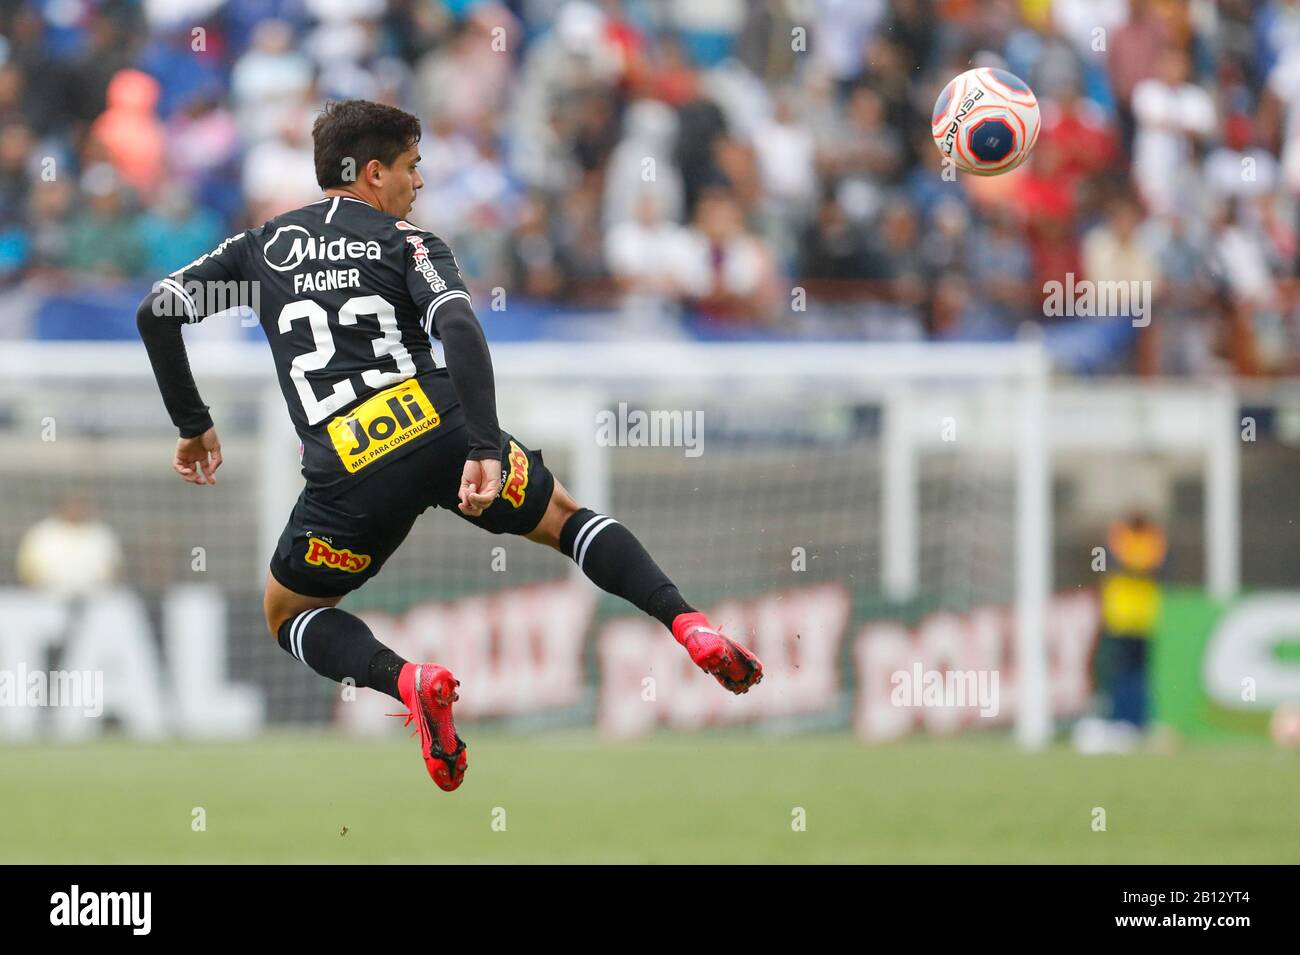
top-left (400, 226), bottom-right (472, 338)
top-left (162, 231), bottom-right (250, 323)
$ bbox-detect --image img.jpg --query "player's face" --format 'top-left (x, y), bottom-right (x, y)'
top-left (376, 144), bottom-right (423, 218)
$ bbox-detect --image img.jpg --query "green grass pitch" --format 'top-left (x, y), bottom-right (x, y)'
top-left (2, 733), bottom-right (1296, 863)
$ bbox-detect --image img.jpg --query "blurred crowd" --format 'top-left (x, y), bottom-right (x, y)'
top-left (0, 0), bottom-right (1299, 373)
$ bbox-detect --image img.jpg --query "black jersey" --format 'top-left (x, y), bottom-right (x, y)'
top-left (166, 196), bottom-right (472, 486)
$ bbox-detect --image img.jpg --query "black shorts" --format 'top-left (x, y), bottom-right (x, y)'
top-left (269, 423), bottom-right (556, 598)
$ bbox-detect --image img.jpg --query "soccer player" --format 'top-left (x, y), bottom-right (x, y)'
top-left (136, 100), bottom-right (762, 792)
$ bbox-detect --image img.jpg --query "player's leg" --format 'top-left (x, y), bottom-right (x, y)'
top-left (443, 433), bottom-right (762, 694)
top-left (524, 476), bottom-right (762, 693)
top-left (263, 573), bottom-right (401, 699)
top-left (265, 465), bottom-right (467, 791)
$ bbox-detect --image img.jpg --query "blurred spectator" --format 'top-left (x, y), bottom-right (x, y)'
top-left (1098, 513), bottom-right (1166, 729)
top-left (1209, 199), bottom-right (1280, 374)
top-left (241, 109), bottom-right (319, 221)
top-left (1075, 511), bottom-right (1167, 753)
top-left (64, 165), bottom-right (146, 280)
top-left (1016, 138), bottom-right (1081, 299)
top-left (680, 187), bottom-right (779, 324)
top-left (231, 20), bottom-right (314, 144)
top-left (89, 70), bottom-right (166, 203)
top-left (1082, 194), bottom-right (1164, 373)
top-left (969, 204), bottom-right (1033, 328)
top-left (605, 190), bottom-right (695, 332)
top-left (603, 98), bottom-right (684, 228)
top-left (752, 88), bottom-right (816, 218)
top-left (552, 172), bottom-right (609, 296)
top-left (819, 84), bottom-right (905, 186)
top-left (810, 0), bottom-right (886, 85)
top-left (1106, 0), bottom-right (1168, 154)
top-left (504, 192), bottom-right (564, 301)
top-left (137, 184), bottom-right (224, 276)
top-left (1204, 113), bottom-right (1280, 200)
top-left (1038, 78), bottom-right (1118, 194)
top-left (416, 12), bottom-right (516, 132)
top-left (799, 192), bottom-right (869, 282)
top-left (0, 121), bottom-right (33, 223)
top-left (863, 199), bottom-right (925, 305)
top-left (62, 10), bottom-right (140, 130)
top-left (1131, 45), bottom-right (1216, 217)
top-left (168, 93), bottom-right (240, 191)
top-left (17, 494), bottom-right (123, 596)
top-left (26, 178), bottom-right (75, 279)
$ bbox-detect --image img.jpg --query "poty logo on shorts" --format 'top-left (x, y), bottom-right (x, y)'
top-left (263, 225), bottom-right (381, 272)
top-left (501, 441), bottom-right (529, 508)
top-left (50, 885), bottom-right (151, 935)
top-left (305, 537), bottom-right (371, 573)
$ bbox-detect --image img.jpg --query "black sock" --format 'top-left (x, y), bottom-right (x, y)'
top-left (559, 509), bottom-right (696, 629)
top-left (277, 607), bottom-right (406, 702)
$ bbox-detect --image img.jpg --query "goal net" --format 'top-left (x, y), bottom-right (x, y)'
top-left (0, 339), bottom-right (1062, 746)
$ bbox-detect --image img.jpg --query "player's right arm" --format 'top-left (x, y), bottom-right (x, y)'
top-left (135, 232), bottom-right (248, 485)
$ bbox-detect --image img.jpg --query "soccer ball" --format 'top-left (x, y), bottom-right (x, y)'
top-left (1269, 702), bottom-right (1300, 750)
top-left (931, 67), bottom-right (1040, 176)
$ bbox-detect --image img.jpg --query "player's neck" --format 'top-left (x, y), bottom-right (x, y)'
top-left (323, 187), bottom-right (382, 213)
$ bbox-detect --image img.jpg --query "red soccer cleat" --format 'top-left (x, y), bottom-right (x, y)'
top-left (671, 611), bottom-right (763, 694)
top-left (395, 663), bottom-right (467, 792)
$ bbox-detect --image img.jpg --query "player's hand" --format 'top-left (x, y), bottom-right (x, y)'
top-left (174, 426), bottom-right (223, 486)
top-left (458, 456), bottom-right (501, 516)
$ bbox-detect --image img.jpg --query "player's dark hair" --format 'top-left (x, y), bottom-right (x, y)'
top-left (312, 100), bottom-right (421, 190)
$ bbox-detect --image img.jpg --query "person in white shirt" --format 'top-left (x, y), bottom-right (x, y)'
top-left (604, 191), bottom-right (696, 334)
top-left (1131, 46), bottom-right (1216, 216)
top-left (16, 495), bottom-right (123, 596)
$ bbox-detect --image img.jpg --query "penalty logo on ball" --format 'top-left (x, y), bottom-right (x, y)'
top-left (932, 67), bottom-right (1040, 176)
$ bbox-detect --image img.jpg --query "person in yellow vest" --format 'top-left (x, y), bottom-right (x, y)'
top-left (1099, 513), bottom-right (1167, 729)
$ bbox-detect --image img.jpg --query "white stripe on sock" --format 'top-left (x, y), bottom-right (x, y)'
top-left (288, 610), bottom-right (310, 661)
top-left (291, 607), bottom-right (329, 663)
top-left (569, 513), bottom-right (605, 557)
top-left (576, 518), bottom-right (618, 572)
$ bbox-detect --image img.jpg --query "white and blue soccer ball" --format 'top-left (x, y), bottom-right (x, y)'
top-left (931, 67), bottom-right (1041, 176)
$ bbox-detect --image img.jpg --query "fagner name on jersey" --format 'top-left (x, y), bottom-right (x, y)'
top-left (294, 267), bottom-right (361, 294)
top-left (263, 224), bottom-right (382, 273)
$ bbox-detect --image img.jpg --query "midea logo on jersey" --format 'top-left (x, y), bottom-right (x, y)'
top-left (263, 225), bottom-right (381, 272)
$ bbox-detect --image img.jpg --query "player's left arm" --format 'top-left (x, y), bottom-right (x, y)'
top-left (402, 228), bottom-right (502, 514)
top-left (135, 232), bottom-right (248, 485)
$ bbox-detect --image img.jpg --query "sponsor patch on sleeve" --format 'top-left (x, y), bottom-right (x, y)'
top-left (405, 234), bottom-right (447, 294)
